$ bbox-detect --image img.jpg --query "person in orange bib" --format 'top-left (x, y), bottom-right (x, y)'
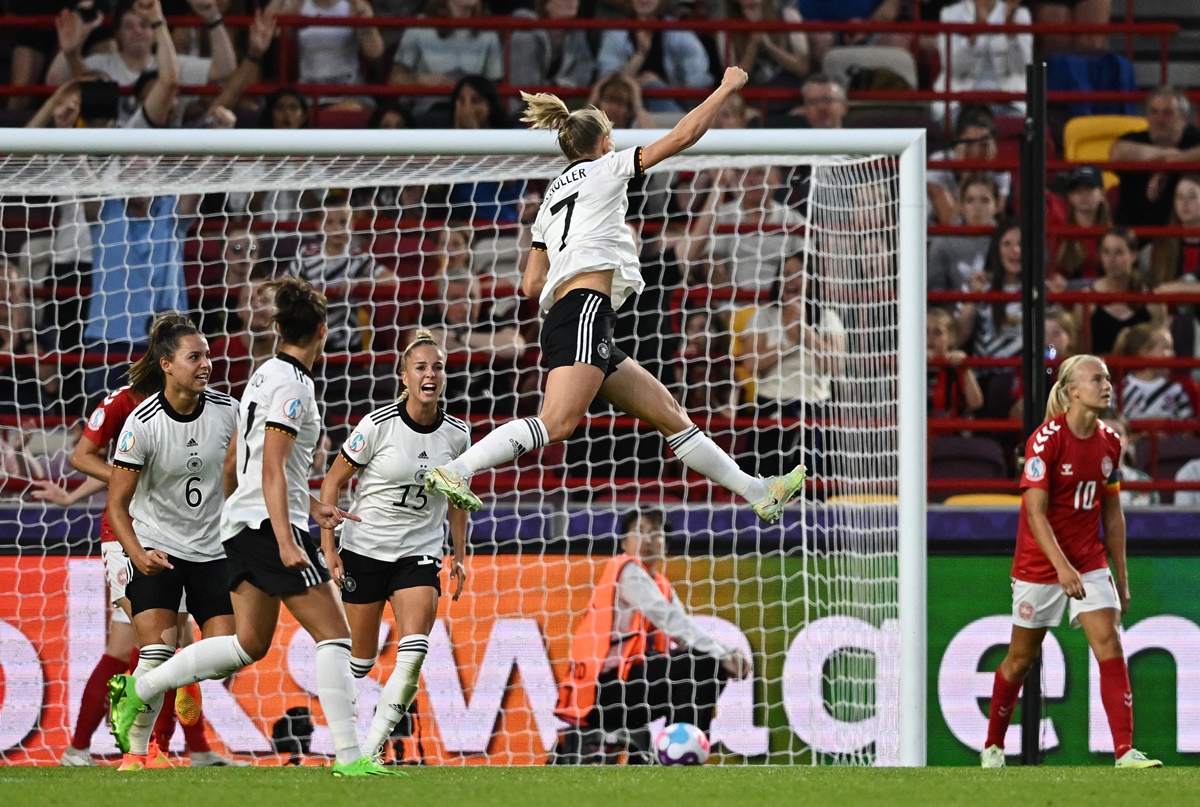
top-left (551, 507), bottom-right (751, 764)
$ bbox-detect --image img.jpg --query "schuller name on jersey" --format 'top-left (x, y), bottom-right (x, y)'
top-left (547, 166), bottom-right (587, 198)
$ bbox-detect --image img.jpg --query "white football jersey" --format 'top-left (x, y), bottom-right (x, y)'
top-left (530, 146), bottom-right (647, 313)
top-left (113, 390), bottom-right (239, 562)
top-left (339, 402), bottom-right (470, 561)
top-left (222, 354), bottom-right (322, 540)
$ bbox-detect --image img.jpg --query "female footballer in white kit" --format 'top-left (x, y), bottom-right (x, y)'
top-left (106, 313), bottom-right (240, 769)
top-left (108, 278), bottom-right (403, 777)
top-left (319, 329), bottom-right (470, 758)
top-left (425, 66), bottom-right (807, 522)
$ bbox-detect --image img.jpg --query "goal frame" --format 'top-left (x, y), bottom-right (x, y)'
top-left (0, 126), bottom-right (927, 766)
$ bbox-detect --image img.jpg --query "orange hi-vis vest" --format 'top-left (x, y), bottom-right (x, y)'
top-left (555, 554), bottom-right (673, 726)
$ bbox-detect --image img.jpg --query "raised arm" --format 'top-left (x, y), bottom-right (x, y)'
top-left (140, 0), bottom-right (179, 127)
top-left (640, 66), bottom-right (748, 171)
top-left (206, 10), bottom-right (275, 115)
top-left (188, 0), bottom-right (236, 82)
top-left (351, 0), bottom-right (385, 62)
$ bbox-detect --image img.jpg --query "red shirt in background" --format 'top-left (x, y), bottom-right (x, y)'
top-left (81, 386), bottom-right (145, 543)
top-left (1013, 414), bottom-right (1122, 584)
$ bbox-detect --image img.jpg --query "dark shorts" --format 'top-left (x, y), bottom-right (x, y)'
top-left (339, 550), bottom-right (442, 604)
top-left (540, 288), bottom-right (628, 377)
top-left (224, 524), bottom-right (331, 597)
top-left (127, 555), bottom-right (233, 628)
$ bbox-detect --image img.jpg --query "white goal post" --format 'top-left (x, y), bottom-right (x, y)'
top-left (0, 127), bottom-right (926, 766)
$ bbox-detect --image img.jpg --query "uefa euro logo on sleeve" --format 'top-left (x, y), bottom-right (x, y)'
top-left (1025, 456), bottom-right (1046, 482)
top-left (348, 433), bottom-right (365, 453)
top-left (283, 398), bottom-right (304, 422)
top-left (117, 431), bottom-right (135, 454)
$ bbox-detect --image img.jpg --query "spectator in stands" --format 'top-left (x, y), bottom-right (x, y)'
top-left (1085, 227), bottom-right (1163, 356)
top-left (8, 2), bottom-right (111, 111)
top-left (765, 71), bottom-right (848, 130)
top-left (209, 266), bottom-right (278, 400)
top-left (387, 0), bottom-right (503, 125)
top-left (551, 507), bottom-right (750, 766)
top-left (928, 173), bottom-right (1000, 292)
top-left (198, 226), bottom-right (260, 337)
top-left (927, 307), bottom-right (984, 418)
top-left (1029, 0), bottom-right (1111, 53)
top-left (933, 0), bottom-right (1032, 126)
top-left (928, 108), bottom-right (1012, 225)
top-left (676, 309), bottom-right (737, 423)
top-left (509, 0), bottom-right (596, 93)
top-left (288, 193), bottom-right (385, 353)
top-left (1113, 322), bottom-right (1198, 423)
top-left (1101, 411), bottom-right (1160, 507)
top-left (267, 0), bottom-right (384, 109)
top-left (596, 0), bottom-right (713, 114)
top-left (1111, 87), bottom-right (1200, 228)
top-left (1007, 307), bottom-right (1080, 421)
top-left (368, 102), bottom-right (409, 129)
top-left (1173, 457), bottom-right (1200, 507)
top-left (0, 257), bottom-right (38, 414)
top-left (1049, 165), bottom-right (1110, 285)
top-left (251, 88), bottom-right (310, 223)
top-left (955, 220), bottom-right (1023, 361)
top-left (1146, 174), bottom-right (1200, 289)
top-left (798, 0), bottom-right (901, 69)
top-left (82, 178), bottom-right (197, 401)
top-left (588, 72), bottom-right (657, 130)
top-left (445, 76), bottom-right (524, 224)
top-left (687, 165), bottom-right (806, 292)
top-left (739, 253), bottom-right (845, 478)
top-left (717, 0), bottom-right (809, 92)
top-left (48, 0), bottom-right (236, 126)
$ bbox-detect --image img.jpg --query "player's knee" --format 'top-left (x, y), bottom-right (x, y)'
top-left (1003, 651), bottom-right (1037, 680)
top-left (237, 633), bottom-right (271, 663)
top-left (541, 413), bottom-right (579, 443)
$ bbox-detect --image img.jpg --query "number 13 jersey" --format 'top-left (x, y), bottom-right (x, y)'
top-left (112, 390), bottom-right (238, 561)
top-left (1014, 414), bottom-right (1122, 583)
top-left (530, 146), bottom-right (646, 313)
top-left (338, 402), bottom-right (470, 561)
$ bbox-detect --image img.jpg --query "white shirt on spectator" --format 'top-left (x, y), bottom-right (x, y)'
top-left (83, 51), bottom-right (212, 126)
top-left (1120, 374), bottom-right (1196, 421)
top-left (747, 304), bottom-right (843, 405)
top-left (298, 0), bottom-right (365, 86)
top-left (1174, 458), bottom-right (1200, 507)
top-left (393, 25), bottom-right (503, 115)
top-left (933, 0), bottom-right (1032, 125)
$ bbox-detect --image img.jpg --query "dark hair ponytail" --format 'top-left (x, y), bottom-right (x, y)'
top-left (126, 312), bottom-right (200, 397)
top-left (264, 277), bottom-right (327, 345)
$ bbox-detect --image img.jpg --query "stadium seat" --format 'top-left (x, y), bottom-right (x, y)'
top-left (929, 436), bottom-right (1010, 502)
top-left (823, 46), bottom-right (919, 92)
top-left (825, 494), bottom-right (900, 506)
top-left (1150, 435), bottom-right (1200, 504)
top-left (312, 106), bottom-right (372, 129)
top-left (941, 493), bottom-right (1022, 506)
top-left (1062, 115), bottom-right (1149, 190)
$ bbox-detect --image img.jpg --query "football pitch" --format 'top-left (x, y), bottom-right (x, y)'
top-left (3, 766), bottom-right (1199, 807)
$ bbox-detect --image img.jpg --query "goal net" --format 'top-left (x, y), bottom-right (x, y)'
top-left (0, 128), bottom-right (925, 767)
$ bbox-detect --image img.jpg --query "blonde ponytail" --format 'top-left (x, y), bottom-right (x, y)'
top-left (520, 90), bottom-right (612, 162)
top-left (1044, 354), bottom-right (1105, 421)
top-left (397, 329), bottom-right (444, 403)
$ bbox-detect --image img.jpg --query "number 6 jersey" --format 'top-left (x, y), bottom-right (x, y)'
top-left (112, 389), bottom-right (239, 561)
top-left (338, 402), bottom-right (470, 562)
top-left (1013, 414), bottom-right (1123, 584)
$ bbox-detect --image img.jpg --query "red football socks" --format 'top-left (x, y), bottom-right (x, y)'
top-left (70, 653), bottom-right (129, 750)
top-left (1099, 657), bottom-right (1133, 759)
top-left (985, 668), bottom-right (1023, 750)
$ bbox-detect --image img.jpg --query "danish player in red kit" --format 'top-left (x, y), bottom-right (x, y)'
top-left (981, 355), bottom-right (1161, 769)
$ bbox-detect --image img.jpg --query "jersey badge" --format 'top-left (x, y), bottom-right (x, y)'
top-left (1025, 456), bottom-right (1046, 482)
top-left (347, 432), bottom-right (366, 453)
top-left (341, 572), bottom-right (356, 593)
top-left (283, 398), bottom-right (304, 421)
top-left (1018, 601), bottom-right (1034, 620)
top-left (1101, 456), bottom-right (1114, 478)
top-left (186, 456), bottom-right (204, 472)
top-left (117, 430), bottom-right (136, 454)
top-left (1060, 463), bottom-right (1073, 476)
top-left (88, 408), bottom-right (105, 430)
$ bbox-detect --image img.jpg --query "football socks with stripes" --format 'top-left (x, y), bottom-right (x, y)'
top-left (444, 417), bottom-right (549, 477)
top-left (668, 425), bottom-right (766, 502)
top-left (135, 636), bottom-right (253, 703)
top-left (315, 639), bottom-right (364, 766)
top-left (128, 644), bottom-right (173, 756)
top-left (364, 634), bottom-right (429, 756)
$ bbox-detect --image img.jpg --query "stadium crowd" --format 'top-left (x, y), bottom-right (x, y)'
top-left (0, 0), bottom-right (1196, 503)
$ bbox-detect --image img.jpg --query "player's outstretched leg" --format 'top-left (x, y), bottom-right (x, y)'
top-left (423, 467), bottom-right (482, 513)
top-left (749, 464), bottom-right (808, 524)
top-left (108, 673), bottom-right (149, 755)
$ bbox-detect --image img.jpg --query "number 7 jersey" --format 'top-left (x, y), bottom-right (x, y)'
top-left (530, 146), bottom-right (646, 313)
top-left (1013, 414), bottom-right (1122, 583)
top-left (338, 402), bottom-right (470, 561)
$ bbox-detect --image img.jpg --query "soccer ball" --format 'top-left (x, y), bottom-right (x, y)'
top-left (652, 722), bottom-right (710, 766)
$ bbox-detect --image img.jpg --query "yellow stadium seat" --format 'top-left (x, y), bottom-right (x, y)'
top-left (826, 494), bottom-right (900, 506)
top-left (942, 493), bottom-right (1023, 506)
top-left (729, 306), bottom-right (759, 405)
top-left (1062, 115), bottom-right (1148, 190)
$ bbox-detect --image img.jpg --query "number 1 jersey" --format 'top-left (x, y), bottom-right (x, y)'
top-left (1013, 415), bottom-right (1122, 583)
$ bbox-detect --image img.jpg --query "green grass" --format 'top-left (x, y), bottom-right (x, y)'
top-left (2, 766), bottom-right (1198, 807)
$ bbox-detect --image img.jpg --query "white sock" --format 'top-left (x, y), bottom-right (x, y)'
top-left (135, 635), bottom-right (252, 703)
top-left (129, 644), bottom-right (173, 756)
top-left (667, 425), bottom-right (765, 501)
top-left (316, 639), bottom-right (363, 765)
top-left (444, 417), bottom-right (549, 477)
top-left (350, 655), bottom-right (377, 679)
top-left (364, 634), bottom-right (429, 756)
